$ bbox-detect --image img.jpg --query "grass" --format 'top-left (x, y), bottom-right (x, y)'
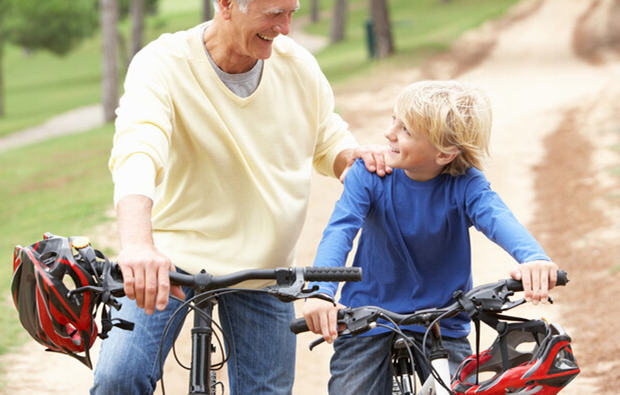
top-left (0, 0), bottom-right (523, 361)
top-left (0, 0), bottom-right (207, 138)
top-left (0, 124), bottom-right (115, 355)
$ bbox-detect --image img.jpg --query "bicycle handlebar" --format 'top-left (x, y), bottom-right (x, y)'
top-left (85, 258), bottom-right (362, 303)
top-left (290, 270), bottom-right (569, 336)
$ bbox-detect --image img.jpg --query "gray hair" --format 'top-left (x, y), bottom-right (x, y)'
top-left (213, 0), bottom-right (252, 13)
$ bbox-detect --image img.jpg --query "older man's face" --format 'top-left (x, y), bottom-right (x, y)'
top-left (229, 0), bottom-right (299, 61)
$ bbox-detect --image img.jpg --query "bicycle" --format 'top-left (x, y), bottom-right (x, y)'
top-left (11, 233), bottom-right (362, 395)
top-left (290, 270), bottom-right (580, 395)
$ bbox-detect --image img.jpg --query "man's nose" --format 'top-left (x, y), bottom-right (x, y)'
top-left (275, 14), bottom-right (292, 35)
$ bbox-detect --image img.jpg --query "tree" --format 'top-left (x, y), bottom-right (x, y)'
top-left (8, 0), bottom-right (98, 55)
top-left (129, 0), bottom-right (144, 61)
top-left (203, 0), bottom-right (213, 21)
top-left (0, 0), bottom-right (99, 117)
top-left (310, 0), bottom-right (319, 23)
top-left (100, 0), bottom-right (119, 122)
top-left (0, 0), bottom-right (11, 117)
top-left (369, 0), bottom-right (394, 58)
top-left (331, 0), bottom-right (347, 44)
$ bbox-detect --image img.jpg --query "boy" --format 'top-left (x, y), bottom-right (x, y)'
top-left (303, 80), bottom-right (559, 394)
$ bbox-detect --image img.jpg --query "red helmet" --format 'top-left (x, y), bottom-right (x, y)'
top-left (451, 319), bottom-right (580, 395)
top-left (11, 233), bottom-right (100, 368)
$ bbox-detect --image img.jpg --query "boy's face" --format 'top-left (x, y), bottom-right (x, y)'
top-left (384, 116), bottom-right (443, 181)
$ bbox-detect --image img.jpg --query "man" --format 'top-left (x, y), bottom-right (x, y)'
top-left (91, 0), bottom-right (389, 394)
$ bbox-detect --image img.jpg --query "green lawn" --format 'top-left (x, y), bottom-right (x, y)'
top-left (0, 124), bottom-right (115, 355)
top-left (0, 0), bottom-right (521, 360)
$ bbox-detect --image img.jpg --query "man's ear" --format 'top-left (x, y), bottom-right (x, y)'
top-left (218, 0), bottom-right (233, 18)
top-left (436, 146), bottom-right (460, 166)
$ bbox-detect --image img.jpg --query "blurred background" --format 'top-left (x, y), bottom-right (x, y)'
top-left (0, 0), bottom-right (618, 393)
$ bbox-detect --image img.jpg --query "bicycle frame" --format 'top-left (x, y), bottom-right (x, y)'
top-left (391, 324), bottom-right (451, 395)
top-left (189, 296), bottom-right (218, 395)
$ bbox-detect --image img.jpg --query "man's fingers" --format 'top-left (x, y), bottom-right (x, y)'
top-left (155, 264), bottom-right (171, 312)
top-left (133, 267), bottom-right (146, 309)
top-left (144, 267), bottom-right (158, 314)
top-left (119, 265), bottom-right (136, 300)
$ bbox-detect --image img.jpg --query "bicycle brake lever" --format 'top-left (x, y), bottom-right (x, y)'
top-left (501, 297), bottom-right (526, 311)
top-left (309, 337), bottom-right (326, 350)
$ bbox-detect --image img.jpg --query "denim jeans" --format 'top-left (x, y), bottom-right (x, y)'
top-left (91, 288), bottom-right (296, 395)
top-left (329, 331), bottom-right (472, 395)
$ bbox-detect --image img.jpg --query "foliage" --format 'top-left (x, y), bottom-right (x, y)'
top-left (7, 0), bottom-right (99, 56)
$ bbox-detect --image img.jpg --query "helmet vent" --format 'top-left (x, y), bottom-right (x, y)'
top-left (515, 340), bottom-right (537, 354)
top-left (62, 274), bottom-right (77, 291)
top-left (40, 251), bottom-right (58, 267)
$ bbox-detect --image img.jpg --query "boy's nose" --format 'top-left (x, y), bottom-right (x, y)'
top-left (384, 127), bottom-right (395, 140)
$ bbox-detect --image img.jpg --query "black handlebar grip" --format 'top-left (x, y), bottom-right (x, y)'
top-left (556, 270), bottom-right (569, 286)
top-left (506, 269), bottom-right (569, 292)
top-left (303, 267), bottom-right (362, 282)
top-left (290, 317), bottom-right (310, 334)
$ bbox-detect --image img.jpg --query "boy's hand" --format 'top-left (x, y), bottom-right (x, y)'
top-left (303, 297), bottom-right (343, 344)
top-left (510, 260), bottom-right (558, 305)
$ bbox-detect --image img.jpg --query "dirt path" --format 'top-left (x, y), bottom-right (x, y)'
top-left (2, 0), bottom-right (619, 393)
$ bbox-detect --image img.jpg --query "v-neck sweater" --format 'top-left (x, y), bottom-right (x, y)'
top-left (109, 23), bottom-right (356, 280)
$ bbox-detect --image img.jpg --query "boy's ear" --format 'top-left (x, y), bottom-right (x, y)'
top-left (436, 146), bottom-right (460, 166)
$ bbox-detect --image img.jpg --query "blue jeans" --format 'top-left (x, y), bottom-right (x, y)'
top-left (91, 289), bottom-right (296, 395)
top-left (329, 331), bottom-right (472, 395)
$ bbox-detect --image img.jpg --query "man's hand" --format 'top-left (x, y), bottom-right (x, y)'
top-left (335, 145), bottom-right (393, 183)
top-left (303, 297), bottom-right (343, 344)
top-left (116, 194), bottom-right (185, 315)
top-left (117, 244), bottom-right (185, 315)
top-left (510, 260), bottom-right (558, 305)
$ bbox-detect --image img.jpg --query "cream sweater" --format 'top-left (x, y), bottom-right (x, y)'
top-left (109, 23), bottom-right (356, 279)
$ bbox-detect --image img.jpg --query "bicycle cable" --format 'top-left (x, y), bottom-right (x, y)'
top-left (158, 287), bottom-right (276, 395)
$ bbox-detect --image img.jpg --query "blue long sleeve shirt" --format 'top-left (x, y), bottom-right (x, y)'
top-left (311, 160), bottom-right (549, 338)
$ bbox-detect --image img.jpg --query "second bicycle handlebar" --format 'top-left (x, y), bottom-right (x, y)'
top-left (290, 270), bottom-right (569, 335)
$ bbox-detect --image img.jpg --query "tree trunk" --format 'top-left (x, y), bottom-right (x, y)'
top-left (203, 0), bottom-right (212, 21)
top-left (330, 0), bottom-right (347, 43)
top-left (129, 0), bottom-right (144, 61)
top-left (100, 0), bottom-right (119, 122)
top-left (0, 44), bottom-right (4, 117)
top-left (369, 0), bottom-right (394, 59)
top-left (311, 0), bottom-right (319, 23)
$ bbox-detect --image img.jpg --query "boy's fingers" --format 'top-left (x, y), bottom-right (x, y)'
top-left (328, 307), bottom-right (339, 341)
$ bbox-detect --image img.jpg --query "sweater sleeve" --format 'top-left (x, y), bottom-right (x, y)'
top-left (108, 43), bottom-right (174, 203)
top-left (311, 67), bottom-right (357, 178)
top-left (464, 170), bottom-right (550, 263)
top-left (310, 160), bottom-right (374, 297)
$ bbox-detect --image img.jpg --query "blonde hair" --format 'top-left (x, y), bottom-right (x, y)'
top-left (394, 80), bottom-right (492, 176)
